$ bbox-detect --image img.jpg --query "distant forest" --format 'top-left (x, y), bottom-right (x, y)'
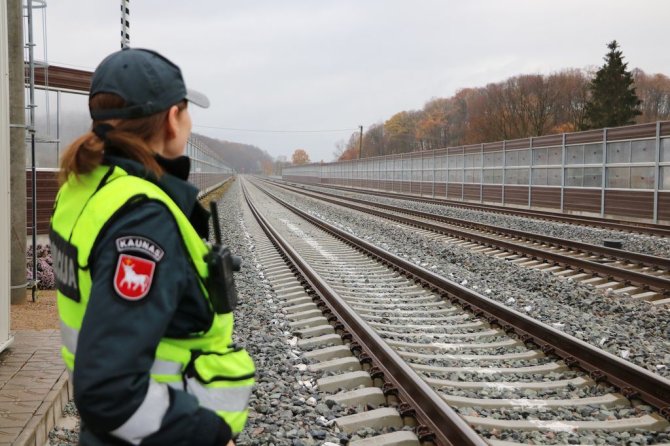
top-left (194, 134), bottom-right (274, 174)
top-left (335, 68), bottom-right (670, 161)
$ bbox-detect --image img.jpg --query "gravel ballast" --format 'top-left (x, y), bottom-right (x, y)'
top-left (226, 180), bottom-right (352, 446)
top-left (46, 178), bottom-right (670, 445)
top-left (262, 181), bottom-right (670, 380)
top-left (248, 179), bottom-right (670, 445)
top-left (298, 182), bottom-right (670, 259)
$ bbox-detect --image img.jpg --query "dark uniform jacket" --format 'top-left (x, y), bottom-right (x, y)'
top-left (74, 153), bottom-right (232, 445)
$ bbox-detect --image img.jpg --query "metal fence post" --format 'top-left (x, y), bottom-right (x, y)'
top-left (502, 140), bottom-right (506, 205)
top-left (402, 153), bottom-right (406, 193)
top-left (461, 149), bottom-right (465, 201)
top-left (386, 155), bottom-right (390, 191)
top-left (480, 143), bottom-right (484, 203)
top-left (654, 121), bottom-right (661, 223)
top-left (56, 90), bottom-right (61, 161)
top-left (346, 160), bottom-right (348, 187)
top-left (445, 149), bottom-right (449, 199)
top-left (378, 155), bottom-right (381, 190)
top-left (432, 149), bottom-right (435, 198)
top-left (396, 155), bottom-right (399, 193)
top-left (408, 153), bottom-right (412, 195)
top-left (601, 128), bottom-right (607, 217)
top-left (560, 133), bottom-right (566, 212)
top-left (528, 137), bottom-right (533, 208)
top-left (421, 153), bottom-right (425, 197)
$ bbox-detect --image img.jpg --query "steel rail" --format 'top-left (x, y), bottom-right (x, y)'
top-left (278, 180), bottom-right (670, 237)
top-left (265, 179), bottom-right (670, 293)
top-left (270, 179), bottom-right (670, 271)
top-left (241, 181), bottom-right (488, 446)
top-left (250, 178), bottom-right (670, 414)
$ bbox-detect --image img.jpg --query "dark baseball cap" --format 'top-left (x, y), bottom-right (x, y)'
top-left (89, 48), bottom-right (209, 120)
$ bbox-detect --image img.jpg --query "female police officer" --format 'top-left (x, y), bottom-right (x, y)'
top-left (49, 48), bottom-right (254, 445)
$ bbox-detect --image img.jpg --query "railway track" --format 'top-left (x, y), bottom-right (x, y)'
top-left (278, 180), bottom-right (670, 239)
top-left (241, 177), bottom-right (670, 446)
top-left (263, 178), bottom-right (670, 304)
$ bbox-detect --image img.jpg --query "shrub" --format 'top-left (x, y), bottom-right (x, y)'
top-left (26, 244), bottom-right (55, 290)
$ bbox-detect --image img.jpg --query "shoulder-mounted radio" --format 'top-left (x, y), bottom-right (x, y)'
top-left (204, 201), bottom-right (242, 314)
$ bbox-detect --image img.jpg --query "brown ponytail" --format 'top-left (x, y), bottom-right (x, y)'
top-left (58, 94), bottom-right (186, 184)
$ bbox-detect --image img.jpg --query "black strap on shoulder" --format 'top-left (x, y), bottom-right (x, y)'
top-left (94, 165), bottom-right (116, 193)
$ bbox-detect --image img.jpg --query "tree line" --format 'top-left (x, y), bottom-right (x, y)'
top-left (194, 133), bottom-right (274, 174)
top-left (336, 41), bottom-right (670, 161)
top-left (192, 135), bottom-right (312, 175)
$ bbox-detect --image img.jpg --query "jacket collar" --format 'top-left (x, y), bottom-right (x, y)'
top-left (103, 153), bottom-right (211, 238)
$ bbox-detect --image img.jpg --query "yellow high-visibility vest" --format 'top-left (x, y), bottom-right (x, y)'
top-left (50, 164), bottom-right (255, 434)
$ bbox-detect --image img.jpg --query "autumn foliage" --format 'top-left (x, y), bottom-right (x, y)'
top-left (338, 46), bottom-right (670, 160)
top-left (291, 149), bottom-right (311, 165)
top-left (260, 158), bottom-right (274, 175)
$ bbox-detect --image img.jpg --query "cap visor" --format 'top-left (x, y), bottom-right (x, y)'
top-left (185, 88), bottom-right (210, 108)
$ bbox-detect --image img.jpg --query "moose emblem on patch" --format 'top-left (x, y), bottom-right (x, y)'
top-left (114, 254), bottom-right (155, 301)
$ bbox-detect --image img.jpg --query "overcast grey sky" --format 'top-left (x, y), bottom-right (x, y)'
top-left (38, 1), bottom-right (670, 162)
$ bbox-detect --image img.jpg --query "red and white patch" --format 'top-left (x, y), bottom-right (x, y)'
top-left (113, 254), bottom-right (155, 301)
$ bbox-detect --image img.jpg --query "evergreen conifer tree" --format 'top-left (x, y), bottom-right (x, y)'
top-left (583, 40), bottom-right (641, 129)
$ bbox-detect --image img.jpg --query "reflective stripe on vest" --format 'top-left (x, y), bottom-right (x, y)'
top-left (51, 165), bottom-right (255, 436)
top-left (110, 380), bottom-right (170, 445)
top-left (185, 377), bottom-right (253, 413)
top-left (60, 321), bottom-right (183, 377)
top-left (150, 359), bottom-right (184, 376)
top-left (60, 321), bottom-right (78, 358)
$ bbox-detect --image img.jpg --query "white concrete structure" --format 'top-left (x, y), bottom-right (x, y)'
top-left (0, 0), bottom-right (16, 352)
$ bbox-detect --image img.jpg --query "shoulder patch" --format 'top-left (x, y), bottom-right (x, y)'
top-left (114, 254), bottom-right (156, 301)
top-left (115, 236), bottom-right (164, 262)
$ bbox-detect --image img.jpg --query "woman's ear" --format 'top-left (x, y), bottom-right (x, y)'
top-left (165, 105), bottom-right (180, 140)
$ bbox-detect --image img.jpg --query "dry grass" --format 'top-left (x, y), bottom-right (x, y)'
top-left (12, 290), bottom-right (60, 330)
top-left (198, 177), bottom-right (236, 206)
